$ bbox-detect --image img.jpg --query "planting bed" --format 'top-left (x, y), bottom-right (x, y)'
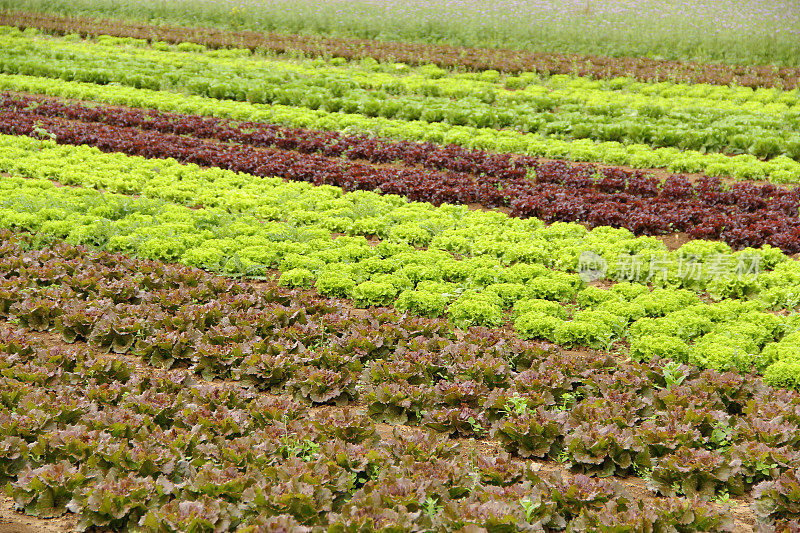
top-left (0, 229), bottom-right (796, 531)
top-left (3, 93), bottom-right (800, 252)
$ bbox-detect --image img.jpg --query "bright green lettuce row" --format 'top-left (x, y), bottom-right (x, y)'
top-left (2, 67), bottom-right (799, 181)
top-left (1, 175), bottom-right (591, 325)
top-left (4, 26), bottom-right (800, 118)
top-left (2, 174), bottom-right (800, 386)
top-left (540, 74), bottom-right (800, 112)
top-left (7, 133), bottom-right (796, 303)
top-left (4, 133), bottom-right (800, 310)
top-left (534, 283), bottom-right (800, 386)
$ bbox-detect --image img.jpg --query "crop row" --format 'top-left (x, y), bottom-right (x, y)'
top-left (4, 99), bottom-right (800, 255)
top-left (0, 326), bottom-right (746, 531)
top-left (26, 30), bottom-right (793, 116)
top-left (2, 92), bottom-right (537, 180)
top-left (16, 85), bottom-right (793, 192)
top-left (1, 171), bottom-right (800, 385)
top-left (1, 9), bottom-right (798, 90)
top-left (0, 229), bottom-right (799, 528)
top-left (5, 26), bottom-right (799, 119)
top-left (0, 129), bottom-right (795, 293)
top-left (3, 73), bottom-right (797, 185)
top-left (2, 28), bottom-right (800, 168)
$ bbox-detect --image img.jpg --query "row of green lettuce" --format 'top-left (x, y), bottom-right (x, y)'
top-left (10, 26), bottom-right (800, 111)
top-left (2, 72), bottom-right (798, 184)
top-left (4, 28), bottom-right (799, 157)
top-left (1, 26), bottom-right (800, 178)
top-left (10, 26), bottom-right (800, 112)
top-left (1, 134), bottom-right (789, 297)
top-left (2, 139), bottom-right (800, 387)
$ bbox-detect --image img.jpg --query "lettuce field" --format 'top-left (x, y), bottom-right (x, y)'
top-left (0, 4), bottom-right (799, 532)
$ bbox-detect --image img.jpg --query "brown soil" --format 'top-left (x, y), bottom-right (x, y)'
top-left (588, 278), bottom-right (615, 290)
top-left (656, 231), bottom-right (694, 251)
top-left (0, 496), bottom-right (78, 533)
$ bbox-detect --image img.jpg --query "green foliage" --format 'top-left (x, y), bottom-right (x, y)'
top-left (483, 282), bottom-right (529, 309)
top-left (387, 222), bottom-right (432, 247)
top-left (576, 286), bottom-right (619, 308)
top-left (552, 319), bottom-right (614, 350)
top-left (632, 289), bottom-right (700, 317)
top-left (19, 0), bottom-right (800, 65)
top-left (183, 246), bottom-right (225, 270)
top-left (448, 291), bottom-right (504, 329)
top-left (138, 237), bottom-right (186, 262)
top-left (688, 333), bottom-right (757, 372)
top-left (279, 268), bottom-right (315, 289)
top-left (764, 360), bottom-right (800, 390)
top-left (512, 298), bottom-right (568, 320)
top-left (593, 299), bottom-right (646, 322)
top-left (630, 336), bottom-right (691, 363)
top-left (660, 361), bottom-right (688, 389)
top-left (351, 280), bottom-right (398, 307)
top-left (514, 311), bottom-right (561, 341)
top-left (502, 262), bottom-right (550, 284)
top-left (610, 282), bottom-right (650, 301)
top-left (398, 263), bottom-right (441, 284)
top-left (758, 339), bottom-right (800, 371)
top-left (527, 276), bottom-right (579, 302)
top-left (395, 290), bottom-right (447, 318)
top-left (628, 312), bottom-right (713, 342)
top-left (315, 269), bottom-right (356, 298)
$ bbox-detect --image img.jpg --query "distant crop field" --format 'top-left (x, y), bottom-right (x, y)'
top-left (3, 0), bottom-right (800, 65)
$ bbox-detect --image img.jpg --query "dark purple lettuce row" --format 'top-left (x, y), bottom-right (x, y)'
top-left (4, 94), bottom-right (800, 252)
